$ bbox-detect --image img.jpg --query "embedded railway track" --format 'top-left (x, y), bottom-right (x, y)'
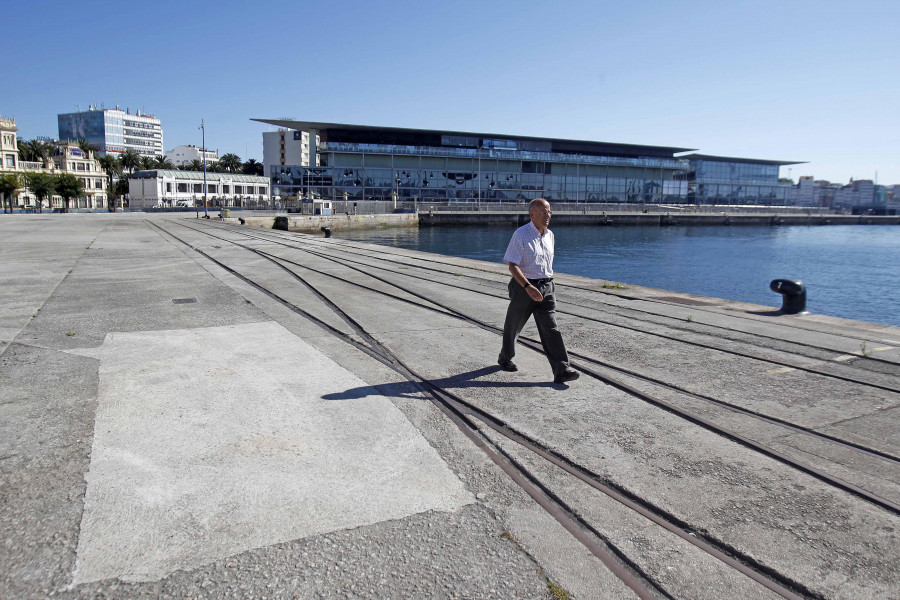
top-left (170, 220), bottom-right (900, 490)
top-left (151, 219), bottom-right (899, 599)
top-left (199, 222), bottom-right (900, 381)
top-left (256, 229), bottom-right (900, 370)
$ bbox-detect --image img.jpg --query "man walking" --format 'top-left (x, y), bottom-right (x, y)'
top-left (498, 198), bottom-right (579, 384)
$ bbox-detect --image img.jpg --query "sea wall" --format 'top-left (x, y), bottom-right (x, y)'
top-left (418, 212), bottom-right (900, 227)
top-left (230, 213), bottom-right (418, 233)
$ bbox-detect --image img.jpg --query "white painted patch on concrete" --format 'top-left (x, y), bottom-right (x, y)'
top-left (763, 366), bottom-right (796, 375)
top-left (74, 321), bottom-right (472, 584)
top-left (833, 354), bottom-right (857, 362)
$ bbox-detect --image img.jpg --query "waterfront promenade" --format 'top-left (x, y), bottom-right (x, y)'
top-left (1, 213), bottom-right (898, 599)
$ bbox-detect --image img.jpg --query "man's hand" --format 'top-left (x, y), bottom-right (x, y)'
top-left (526, 284), bottom-right (543, 302)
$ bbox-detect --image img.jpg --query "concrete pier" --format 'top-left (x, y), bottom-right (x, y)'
top-left (1, 213), bottom-right (898, 600)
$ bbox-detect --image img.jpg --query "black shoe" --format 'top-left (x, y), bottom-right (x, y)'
top-left (554, 368), bottom-right (579, 384)
top-left (498, 357), bottom-right (518, 372)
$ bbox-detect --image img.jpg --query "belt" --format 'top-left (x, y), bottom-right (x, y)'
top-left (527, 277), bottom-right (553, 285)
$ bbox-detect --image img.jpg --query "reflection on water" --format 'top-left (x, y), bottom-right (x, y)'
top-left (337, 225), bottom-right (900, 327)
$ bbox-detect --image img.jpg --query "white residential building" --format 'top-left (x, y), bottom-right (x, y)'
top-left (128, 170), bottom-right (269, 209)
top-left (165, 144), bottom-right (219, 167)
top-left (58, 105), bottom-right (164, 158)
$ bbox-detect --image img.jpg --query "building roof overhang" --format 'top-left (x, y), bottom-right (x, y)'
top-left (677, 153), bottom-right (807, 167)
top-left (252, 118), bottom-right (696, 159)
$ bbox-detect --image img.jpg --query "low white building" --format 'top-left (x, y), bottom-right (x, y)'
top-left (128, 170), bottom-right (269, 209)
top-left (165, 144), bottom-right (219, 167)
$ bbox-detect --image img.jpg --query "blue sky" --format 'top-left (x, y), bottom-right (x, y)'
top-left (4, 0), bottom-right (898, 184)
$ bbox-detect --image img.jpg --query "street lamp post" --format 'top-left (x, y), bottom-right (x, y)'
top-left (477, 145), bottom-right (482, 211)
top-left (199, 119), bottom-right (208, 217)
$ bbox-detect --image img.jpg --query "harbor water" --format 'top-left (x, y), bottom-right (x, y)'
top-left (337, 224), bottom-right (900, 327)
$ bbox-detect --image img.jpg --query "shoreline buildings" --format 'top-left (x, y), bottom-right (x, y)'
top-left (127, 170), bottom-right (269, 209)
top-left (1, 115), bottom-right (108, 210)
top-left (165, 144), bottom-right (219, 167)
top-left (254, 119), bottom-right (802, 208)
top-left (58, 106), bottom-right (163, 158)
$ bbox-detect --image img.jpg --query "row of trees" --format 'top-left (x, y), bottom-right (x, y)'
top-left (15, 138), bottom-right (265, 208)
top-left (0, 171), bottom-right (84, 213)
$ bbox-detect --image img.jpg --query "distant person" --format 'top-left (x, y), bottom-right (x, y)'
top-left (498, 198), bottom-right (579, 385)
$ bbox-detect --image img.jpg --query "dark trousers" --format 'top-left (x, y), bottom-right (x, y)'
top-left (499, 278), bottom-right (571, 376)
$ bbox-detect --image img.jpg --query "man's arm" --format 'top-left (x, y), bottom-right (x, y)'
top-left (508, 262), bottom-right (543, 302)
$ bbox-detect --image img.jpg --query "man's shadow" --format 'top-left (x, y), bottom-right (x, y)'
top-left (321, 365), bottom-right (556, 401)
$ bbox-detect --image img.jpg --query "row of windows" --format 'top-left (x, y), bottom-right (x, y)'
top-left (169, 183), bottom-right (266, 194)
top-left (123, 121), bottom-right (159, 130)
top-left (123, 129), bottom-right (161, 139)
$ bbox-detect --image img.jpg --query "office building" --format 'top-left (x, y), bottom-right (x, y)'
top-left (165, 144), bottom-right (219, 167)
top-left (128, 170), bottom-right (269, 209)
top-left (58, 105), bottom-right (163, 157)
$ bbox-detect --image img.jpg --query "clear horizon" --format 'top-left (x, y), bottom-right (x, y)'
top-left (3, 0), bottom-right (898, 186)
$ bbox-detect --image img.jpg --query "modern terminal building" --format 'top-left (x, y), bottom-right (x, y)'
top-left (253, 119), bottom-right (802, 208)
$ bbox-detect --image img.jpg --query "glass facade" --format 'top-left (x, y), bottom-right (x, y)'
top-left (680, 157), bottom-right (793, 205)
top-left (259, 121), bottom-right (800, 207)
top-left (272, 144), bottom-right (691, 205)
top-left (58, 109), bottom-right (161, 157)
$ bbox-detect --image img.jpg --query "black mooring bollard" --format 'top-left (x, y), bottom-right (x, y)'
top-left (320, 227), bottom-right (332, 238)
top-left (273, 216), bottom-right (289, 231)
top-left (770, 279), bottom-right (806, 314)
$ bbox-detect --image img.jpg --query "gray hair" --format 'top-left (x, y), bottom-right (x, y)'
top-left (529, 198), bottom-right (549, 212)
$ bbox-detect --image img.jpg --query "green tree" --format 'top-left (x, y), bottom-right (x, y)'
top-left (77, 139), bottom-right (99, 158)
top-left (242, 158), bottom-right (263, 176)
top-left (0, 173), bottom-right (23, 213)
top-left (120, 149), bottom-right (141, 174)
top-left (24, 171), bottom-right (55, 213)
top-left (18, 139), bottom-right (55, 166)
top-left (114, 177), bottom-right (130, 205)
top-left (218, 153), bottom-right (242, 173)
top-left (187, 159), bottom-right (204, 172)
top-left (98, 154), bottom-right (122, 208)
top-left (153, 155), bottom-right (175, 169)
top-left (53, 173), bottom-right (84, 210)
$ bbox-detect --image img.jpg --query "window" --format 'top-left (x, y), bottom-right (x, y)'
top-left (223, 185), bottom-right (230, 193)
top-left (177, 183), bottom-right (188, 193)
top-left (166, 183), bottom-right (172, 193)
top-left (4, 154), bottom-right (14, 167)
top-left (193, 184), bottom-right (202, 193)
top-left (96, 179), bottom-right (103, 188)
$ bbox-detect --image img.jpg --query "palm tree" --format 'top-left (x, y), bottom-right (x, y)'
top-left (98, 154), bottom-right (123, 209)
top-left (24, 171), bottom-right (55, 213)
top-left (18, 139), bottom-right (55, 167)
top-left (77, 139), bottom-right (99, 159)
top-left (187, 159), bottom-right (204, 172)
top-left (138, 156), bottom-right (156, 171)
top-left (0, 173), bottom-right (22, 213)
top-left (53, 173), bottom-right (84, 210)
top-left (153, 155), bottom-right (175, 169)
top-left (218, 153), bottom-right (242, 173)
top-left (120, 149), bottom-right (141, 174)
top-left (242, 158), bottom-right (264, 176)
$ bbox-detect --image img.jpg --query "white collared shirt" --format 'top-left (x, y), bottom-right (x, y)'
top-left (503, 221), bottom-right (554, 278)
